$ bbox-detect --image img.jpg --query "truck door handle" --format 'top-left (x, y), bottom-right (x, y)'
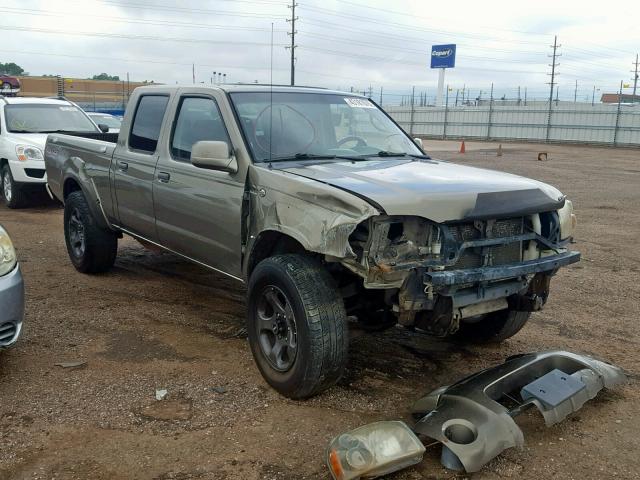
top-left (157, 172), bottom-right (171, 183)
top-left (117, 161), bottom-right (128, 172)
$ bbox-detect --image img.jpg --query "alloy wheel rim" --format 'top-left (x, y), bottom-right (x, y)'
top-left (3, 172), bottom-right (11, 201)
top-left (256, 285), bottom-right (298, 372)
top-left (68, 208), bottom-right (86, 258)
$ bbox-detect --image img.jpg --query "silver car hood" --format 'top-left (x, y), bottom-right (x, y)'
top-left (279, 158), bottom-right (565, 222)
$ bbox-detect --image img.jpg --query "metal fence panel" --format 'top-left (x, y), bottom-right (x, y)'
top-left (386, 103), bottom-right (640, 147)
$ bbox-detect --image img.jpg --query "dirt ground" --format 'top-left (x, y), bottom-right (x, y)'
top-left (0, 141), bottom-right (639, 480)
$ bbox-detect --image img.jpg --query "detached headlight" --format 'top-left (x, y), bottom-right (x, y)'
top-left (327, 421), bottom-right (425, 480)
top-left (558, 199), bottom-right (577, 240)
top-left (16, 145), bottom-right (44, 162)
top-left (0, 226), bottom-right (17, 276)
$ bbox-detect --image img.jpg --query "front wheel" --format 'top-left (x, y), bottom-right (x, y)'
top-left (454, 309), bottom-right (531, 343)
top-left (64, 190), bottom-right (118, 273)
top-left (247, 254), bottom-right (348, 399)
top-left (2, 165), bottom-right (28, 209)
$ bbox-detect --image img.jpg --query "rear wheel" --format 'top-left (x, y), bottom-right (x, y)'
top-left (2, 165), bottom-right (27, 209)
top-left (247, 254), bottom-right (348, 399)
top-left (64, 190), bottom-right (118, 273)
top-left (454, 309), bottom-right (531, 343)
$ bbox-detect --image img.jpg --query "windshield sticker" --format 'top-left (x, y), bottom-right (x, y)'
top-left (344, 97), bottom-right (375, 109)
top-left (59, 106), bottom-right (79, 112)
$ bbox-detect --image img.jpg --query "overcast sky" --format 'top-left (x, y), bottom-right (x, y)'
top-left (1, 0), bottom-right (638, 101)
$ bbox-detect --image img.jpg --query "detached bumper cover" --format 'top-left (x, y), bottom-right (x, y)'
top-left (0, 265), bottom-right (25, 349)
top-left (412, 351), bottom-right (626, 473)
top-left (424, 251), bottom-right (581, 287)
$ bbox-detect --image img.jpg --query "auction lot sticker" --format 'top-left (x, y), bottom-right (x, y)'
top-left (344, 97), bottom-right (375, 108)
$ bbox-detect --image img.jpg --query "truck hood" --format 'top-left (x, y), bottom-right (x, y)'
top-left (277, 158), bottom-right (565, 222)
top-left (6, 133), bottom-right (48, 150)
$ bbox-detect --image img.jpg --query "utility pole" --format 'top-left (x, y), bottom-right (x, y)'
top-left (192, 64), bottom-right (195, 84)
top-left (547, 35), bottom-right (561, 106)
top-left (632, 54), bottom-right (639, 102)
top-left (379, 86), bottom-right (383, 106)
top-left (409, 86), bottom-right (416, 136)
top-left (546, 35), bottom-right (561, 142)
top-left (286, 1), bottom-right (298, 86)
top-left (573, 80), bottom-right (578, 103)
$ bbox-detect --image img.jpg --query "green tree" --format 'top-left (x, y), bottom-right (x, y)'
top-left (0, 62), bottom-right (25, 76)
top-left (91, 73), bottom-right (120, 81)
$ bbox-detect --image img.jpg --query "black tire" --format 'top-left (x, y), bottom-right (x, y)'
top-left (64, 190), bottom-right (118, 273)
top-left (454, 309), bottom-right (531, 343)
top-left (247, 254), bottom-right (348, 399)
top-left (2, 165), bottom-right (28, 209)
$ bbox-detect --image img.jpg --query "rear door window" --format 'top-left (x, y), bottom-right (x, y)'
top-left (170, 96), bottom-right (230, 162)
top-left (129, 95), bottom-right (169, 153)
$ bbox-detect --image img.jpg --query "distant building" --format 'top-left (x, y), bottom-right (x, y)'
top-left (601, 93), bottom-right (640, 104)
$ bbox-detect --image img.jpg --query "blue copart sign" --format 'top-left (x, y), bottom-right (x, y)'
top-left (430, 44), bottom-right (456, 69)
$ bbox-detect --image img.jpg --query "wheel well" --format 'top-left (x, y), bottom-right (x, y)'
top-left (0, 158), bottom-right (7, 170)
top-left (247, 231), bottom-right (306, 278)
top-left (63, 178), bottom-right (82, 199)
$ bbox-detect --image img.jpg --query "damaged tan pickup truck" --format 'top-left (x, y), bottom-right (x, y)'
top-left (44, 85), bottom-right (580, 398)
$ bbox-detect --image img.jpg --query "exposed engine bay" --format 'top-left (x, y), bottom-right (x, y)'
top-left (337, 203), bottom-right (579, 336)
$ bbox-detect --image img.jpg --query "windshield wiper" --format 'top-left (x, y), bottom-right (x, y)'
top-left (376, 150), bottom-right (408, 157)
top-left (267, 153), bottom-right (362, 163)
top-left (375, 151), bottom-right (431, 159)
top-left (37, 129), bottom-right (95, 134)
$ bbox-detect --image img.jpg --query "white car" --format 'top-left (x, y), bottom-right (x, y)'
top-left (86, 112), bottom-right (122, 134)
top-left (0, 96), bottom-right (101, 208)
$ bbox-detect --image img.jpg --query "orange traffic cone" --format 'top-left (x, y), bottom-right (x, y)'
top-left (459, 140), bottom-right (466, 154)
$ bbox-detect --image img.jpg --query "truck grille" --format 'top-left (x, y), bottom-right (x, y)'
top-left (0, 322), bottom-right (17, 345)
top-left (447, 218), bottom-right (524, 270)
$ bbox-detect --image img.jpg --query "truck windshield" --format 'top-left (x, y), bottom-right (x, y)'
top-left (229, 92), bottom-right (422, 162)
top-left (4, 104), bottom-right (98, 133)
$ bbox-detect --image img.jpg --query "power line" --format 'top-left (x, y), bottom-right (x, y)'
top-left (88, 0), bottom-right (286, 16)
top-left (300, 4), bottom-right (549, 44)
top-left (0, 7), bottom-right (287, 33)
top-left (0, 24), bottom-right (288, 47)
top-left (0, 48), bottom-right (289, 72)
top-left (306, 0), bottom-right (554, 37)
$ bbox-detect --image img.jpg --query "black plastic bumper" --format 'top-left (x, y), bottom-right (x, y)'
top-left (424, 251), bottom-right (581, 287)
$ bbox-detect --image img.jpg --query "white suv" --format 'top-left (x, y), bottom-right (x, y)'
top-left (0, 96), bottom-right (101, 208)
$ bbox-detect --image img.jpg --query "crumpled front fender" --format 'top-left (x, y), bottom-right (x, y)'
top-left (245, 165), bottom-right (380, 274)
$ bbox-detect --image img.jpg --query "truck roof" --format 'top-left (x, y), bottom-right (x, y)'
top-left (133, 84), bottom-right (367, 97)
top-left (1, 96), bottom-right (74, 105)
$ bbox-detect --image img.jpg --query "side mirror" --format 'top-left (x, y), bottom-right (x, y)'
top-left (414, 137), bottom-right (423, 149)
top-left (98, 123), bottom-right (110, 133)
top-left (191, 141), bottom-right (237, 173)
